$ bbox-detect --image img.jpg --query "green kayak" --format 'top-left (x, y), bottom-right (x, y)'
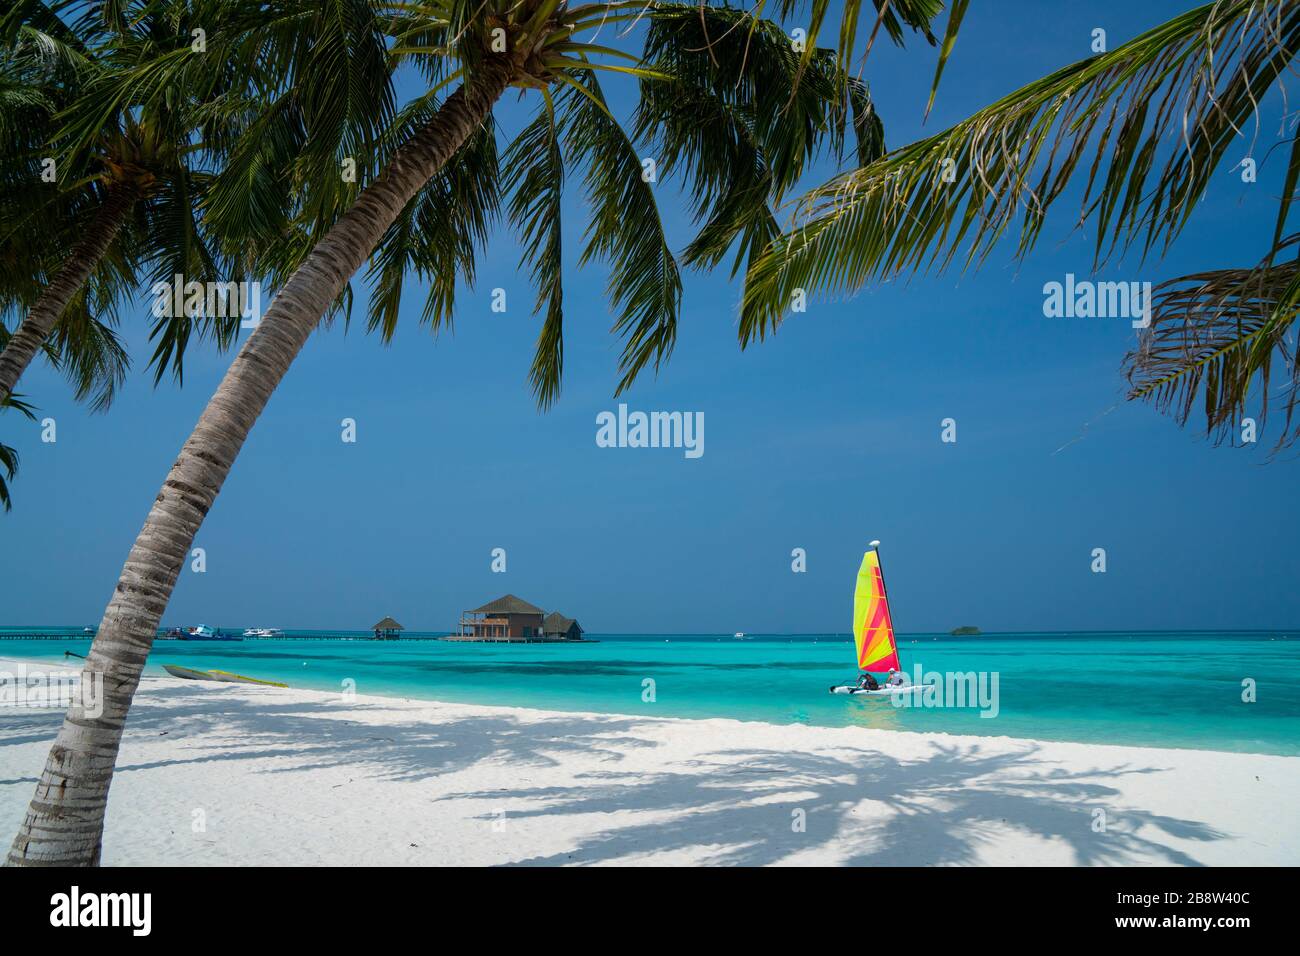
top-left (162, 664), bottom-right (287, 687)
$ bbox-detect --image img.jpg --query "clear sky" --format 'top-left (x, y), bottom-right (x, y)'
top-left (3, 1), bottom-right (1298, 634)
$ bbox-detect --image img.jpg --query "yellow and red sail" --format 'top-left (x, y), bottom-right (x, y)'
top-left (853, 549), bottom-right (901, 672)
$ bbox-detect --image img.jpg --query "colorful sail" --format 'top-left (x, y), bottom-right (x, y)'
top-left (852, 548), bottom-right (901, 672)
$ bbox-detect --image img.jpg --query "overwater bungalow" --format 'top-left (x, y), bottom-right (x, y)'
top-left (372, 616), bottom-right (404, 640)
top-left (453, 595), bottom-right (587, 642)
top-left (543, 613), bottom-right (584, 641)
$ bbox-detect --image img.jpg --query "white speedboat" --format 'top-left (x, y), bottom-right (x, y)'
top-left (177, 625), bottom-right (242, 642)
top-left (242, 627), bottom-right (284, 638)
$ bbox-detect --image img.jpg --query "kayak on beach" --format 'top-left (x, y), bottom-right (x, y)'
top-left (162, 664), bottom-right (287, 687)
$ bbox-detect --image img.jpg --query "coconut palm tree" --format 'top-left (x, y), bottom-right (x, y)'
top-left (6, 0), bottom-right (939, 865)
top-left (741, 0), bottom-right (1300, 450)
top-left (0, 0), bottom-right (241, 410)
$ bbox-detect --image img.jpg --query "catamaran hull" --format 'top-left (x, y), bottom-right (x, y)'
top-left (829, 683), bottom-right (924, 696)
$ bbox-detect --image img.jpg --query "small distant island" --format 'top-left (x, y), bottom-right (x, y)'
top-left (950, 626), bottom-right (981, 636)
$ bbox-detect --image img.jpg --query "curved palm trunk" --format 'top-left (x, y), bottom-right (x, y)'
top-left (0, 183), bottom-right (139, 403)
top-left (6, 59), bottom-right (516, 867)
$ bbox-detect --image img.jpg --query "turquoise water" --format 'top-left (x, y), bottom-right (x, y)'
top-left (2, 630), bottom-right (1298, 755)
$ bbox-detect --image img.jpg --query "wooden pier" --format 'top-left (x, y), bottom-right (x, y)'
top-left (0, 632), bottom-right (92, 640)
top-left (3, 629), bottom-right (596, 643)
top-left (439, 635), bottom-right (598, 644)
top-left (0, 631), bottom-right (454, 641)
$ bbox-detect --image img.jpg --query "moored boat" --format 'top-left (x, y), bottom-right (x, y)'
top-left (177, 625), bottom-right (243, 641)
top-left (162, 664), bottom-right (286, 687)
top-left (830, 542), bottom-right (923, 697)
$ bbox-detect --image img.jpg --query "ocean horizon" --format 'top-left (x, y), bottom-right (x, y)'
top-left (4, 628), bottom-right (1297, 756)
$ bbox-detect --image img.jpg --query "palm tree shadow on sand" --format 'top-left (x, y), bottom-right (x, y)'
top-left (2, 683), bottom-right (1232, 866)
top-left (447, 743), bottom-right (1227, 866)
top-left (95, 683), bottom-right (663, 780)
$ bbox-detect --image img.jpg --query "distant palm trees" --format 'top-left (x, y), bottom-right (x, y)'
top-left (742, 0), bottom-right (1300, 450)
top-left (6, 0), bottom-right (938, 865)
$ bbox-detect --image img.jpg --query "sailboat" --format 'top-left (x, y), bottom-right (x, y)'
top-left (829, 542), bottom-right (920, 696)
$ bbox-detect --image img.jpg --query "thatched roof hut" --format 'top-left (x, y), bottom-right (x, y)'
top-left (372, 616), bottom-right (404, 640)
top-left (543, 613), bottom-right (583, 641)
top-left (469, 595), bottom-right (544, 615)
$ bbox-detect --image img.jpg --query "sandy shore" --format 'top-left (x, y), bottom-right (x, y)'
top-left (1, 659), bottom-right (1297, 865)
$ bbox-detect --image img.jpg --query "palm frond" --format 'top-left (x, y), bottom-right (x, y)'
top-left (643, 5), bottom-right (861, 194)
top-left (0, 438), bottom-right (18, 512)
top-left (773, 0), bottom-right (940, 84)
top-left (365, 105), bottom-right (500, 339)
top-left (1126, 237), bottom-right (1300, 449)
top-left (848, 77), bottom-right (885, 167)
top-left (742, 0), bottom-right (1300, 344)
top-left (0, 391), bottom-right (36, 513)
top-left (141, 166), bottom-right (240, 386)
top-left (924, 0), bottom-right (969, 120)
top-left (504, 94), bottom-right (566, 407)
top-left (564, 70), bottom-right (682, 396)
top-left (203, 92), bottom-right (309, 271)
top-left (636, 4), bottom-right (876, 277)
top-left (46, 295), bottom-right (130, 412)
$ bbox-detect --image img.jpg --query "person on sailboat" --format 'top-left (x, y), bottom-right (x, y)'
top-left (856, 671), bottom-right (880, 691)
top-left (886, 668), bottom-right (906, 687)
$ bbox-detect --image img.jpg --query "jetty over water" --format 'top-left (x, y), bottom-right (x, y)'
top-left (1, 629), bottom-right (453, 641)
top-left (441, 634), bottom-right (595, 643)
top-left (5, 604), bottom-right (595, 643)
top-left (0, 631), bottom-right (93, 640)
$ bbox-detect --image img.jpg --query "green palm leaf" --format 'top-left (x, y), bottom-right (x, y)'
top-left (365, 99), bottom-right (500, 339)
top-left (637, 5), bottom-right (885, 278)
top-left (564, 70), bottom-right (682, 397)
top-left (742, 0), bottom-right (1300, 345)
top-left (1126, 238), bottom-right (1300, 450)
top-left (0, 391), bottom-right (36, 512)
top-left (504, 93), bottom-right (566, 407)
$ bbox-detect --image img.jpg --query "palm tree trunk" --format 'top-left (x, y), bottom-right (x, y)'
top-left (6, 59), bottom-right (516, 866)
top-left (0, 183), bottom-right (139, 403)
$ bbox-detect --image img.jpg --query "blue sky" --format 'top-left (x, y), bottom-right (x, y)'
top-left (3, 1), bottom-right (1298, 634)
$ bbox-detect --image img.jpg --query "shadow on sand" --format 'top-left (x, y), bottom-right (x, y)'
top-left (1, 680), bottom-right (1230, 865)
top-left (476, 745), bottom-right (1223, 866)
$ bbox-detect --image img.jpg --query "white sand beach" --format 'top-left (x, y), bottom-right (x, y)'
top-left (1, 658), bottom-right (1297, 866)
